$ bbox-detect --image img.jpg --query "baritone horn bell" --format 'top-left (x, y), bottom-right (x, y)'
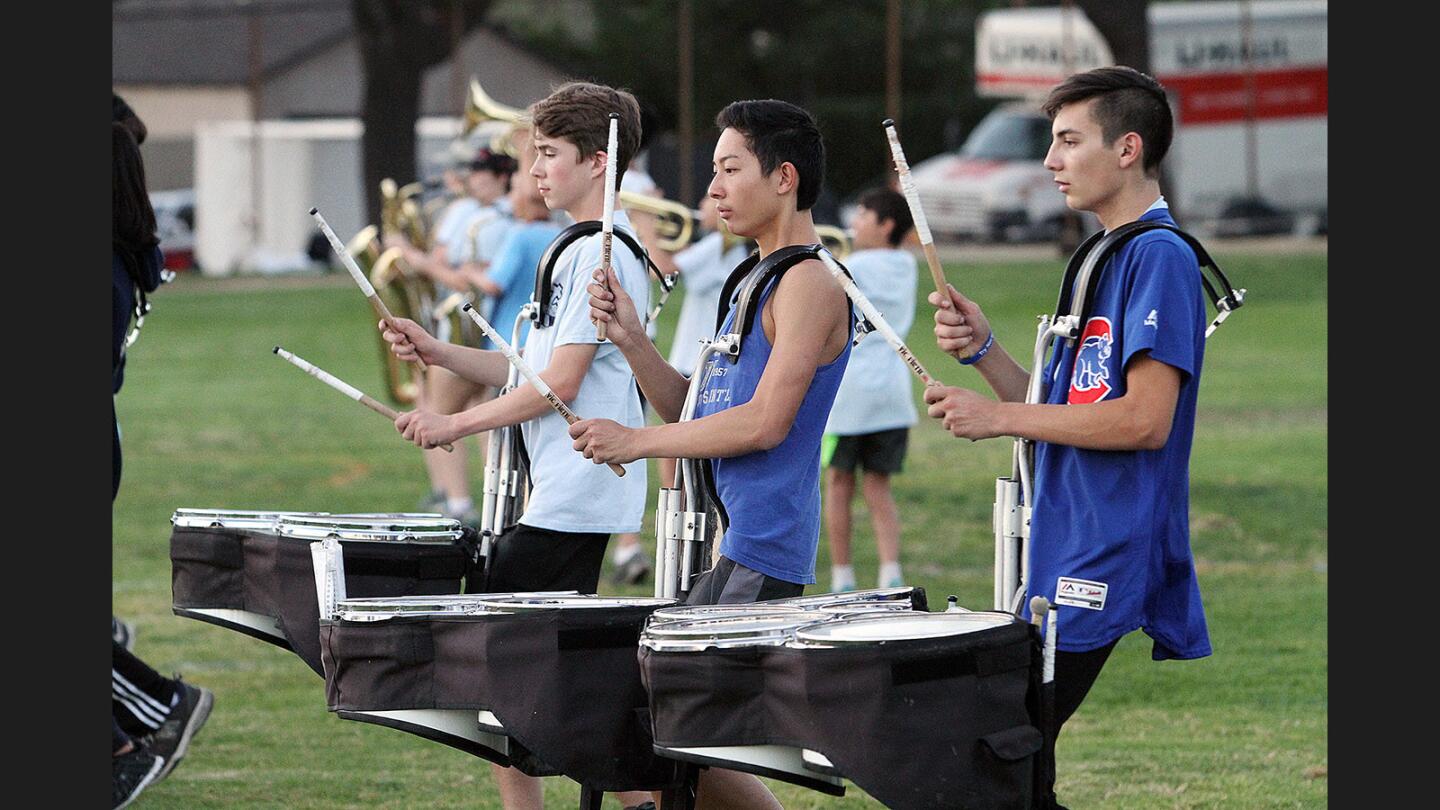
top-left (618, 191), bottom-right (702, 253)
top-left (463, 77), bottom-right (528, 158)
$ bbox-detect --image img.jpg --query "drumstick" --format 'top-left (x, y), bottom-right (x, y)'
top-left (272, 346), bottom-right (453, 453)
top-left (308, 206), bottom-right (428, 372)
top-left (1029, 595), bottom-right (1048, 631)
top-left (816, 249), bottom-right (941, 388)
top-left (461, 303), bottom-right (627, 478)
top-left (882, 119), bottom-right (950, 302)
top-left (596, 112), bottom-right (620, 341)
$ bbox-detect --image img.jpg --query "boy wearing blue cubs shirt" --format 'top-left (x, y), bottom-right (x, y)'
top-left (925, 66), bottom-right (1211, 810)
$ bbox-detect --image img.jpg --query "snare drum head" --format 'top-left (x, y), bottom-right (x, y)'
top-left (645, 611), bottom-right (830, 639)
top-left (171, 508), bottom-right (330, 530)
top-left (477, 595), bottom-right (676, 611)
top-left (813, 601), bottom-right (916, 616)
top-left (334, 592), bottom-right (583, 620)
top-left (277, 514), bottom-right (463, 544)
top-left (793, 611), bottom-right (1014, 644)
top-left (650, 603), bottom-right (805, 623)
top-left (762, 586), bottom-right (915, 609)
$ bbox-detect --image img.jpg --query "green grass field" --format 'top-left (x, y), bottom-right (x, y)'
top-left (113, 247), bottom-right (1326, 808)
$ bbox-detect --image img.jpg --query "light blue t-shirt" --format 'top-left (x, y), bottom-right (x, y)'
top-left (433, 197), bottom-right (481, 259)
top-left (824, 247), bottom-right (919, 436)
top-left (484, 220), bottom-right (564, 350)
top-left (667, 232), bottom-right (752, 374)
top-left (517, 209), bottom-right (649, 534)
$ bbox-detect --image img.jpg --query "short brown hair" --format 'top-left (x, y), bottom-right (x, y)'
top-left (530, 81), bottom-right (643, 186)
top-left (1043, 66), bottom-right (1173, 176)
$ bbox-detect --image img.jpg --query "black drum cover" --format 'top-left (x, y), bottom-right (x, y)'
top-left (170, 523), bottom-right (478, 675)
top-left (640, 616), bottom-right (1047, 810)
top-left (320, 605), bottom-right (679, 791)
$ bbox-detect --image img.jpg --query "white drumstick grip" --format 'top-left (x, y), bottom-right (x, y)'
top-left (883, 120), bottom-right (934, 246)
top-left (602, 114), bottom-right (619, 236)
top-left (461, 304), bottom-right (575, 421)
top-left (817, 249), bottom-right (936, 386)
top-left (310, 207), bottom-right (377, 297)
top-left (275, 346), bottom-right (365, 403)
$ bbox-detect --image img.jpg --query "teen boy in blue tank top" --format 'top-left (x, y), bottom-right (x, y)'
top-left (570, 100), bottom-right (851, 810)
top-left (924, 67), bottom-right (1211, 810)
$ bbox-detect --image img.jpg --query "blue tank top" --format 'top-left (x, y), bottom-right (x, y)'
top-left (692, 273), bottom-right (852, 584)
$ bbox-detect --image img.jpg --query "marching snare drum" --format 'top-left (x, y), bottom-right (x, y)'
top-left (169, 509), bottom-right (330, 645)
top-left (323, 593), bottom-right (684, 792)
top-left (169, 509), bottom-right (478, 677)
top-left (639, 610), bottom-right (845, 795)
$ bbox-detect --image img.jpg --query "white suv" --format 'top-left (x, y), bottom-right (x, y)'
top-left (910, 103), bottom-right (1085, 242)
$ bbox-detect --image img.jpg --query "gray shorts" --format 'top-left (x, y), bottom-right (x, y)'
top-left (684, 556), bottom-right (804, 605)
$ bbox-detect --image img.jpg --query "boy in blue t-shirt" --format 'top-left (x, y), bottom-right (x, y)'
top-left (924, 66), bottom-right (1212, 810)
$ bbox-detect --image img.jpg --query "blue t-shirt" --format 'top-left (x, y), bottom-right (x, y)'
top-left (483, 220), bottom-right (563, 349)
top-left (1028, 206), bottom-right (1211, 660)
top-left (693, 271), bottom-right (852, 585)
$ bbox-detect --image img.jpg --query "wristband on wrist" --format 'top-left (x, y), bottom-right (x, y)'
top-left (958, 331), bottom-right (994, 366)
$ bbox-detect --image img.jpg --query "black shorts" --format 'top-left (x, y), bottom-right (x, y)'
top-left (684, 556), bottom-right (804, 605)
top-left (481, 523), bottom-right (610, 595)
top-left (826, 427), bottom-right (909, 475)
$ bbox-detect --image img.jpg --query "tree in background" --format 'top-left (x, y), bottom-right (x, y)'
top-left (489, 0), bottom-right (1002, 213)
top-left (354, 0), bottom-right (492, 225)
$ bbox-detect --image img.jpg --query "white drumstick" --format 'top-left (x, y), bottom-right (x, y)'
top-left (309, 206), bottom-right (428, 372)
top-left (816, 249), bottom-right (940, 387)
top-left (1043, 604), bottom-right (1057, 684)
top-left (596, 112), bottom-right (620, 341)
top-left (882, 119), bottom-right (950, 301)
top-left (460, 303), bottom-right (626, 478)
top-left (272, 346), bottom-right (452, 452)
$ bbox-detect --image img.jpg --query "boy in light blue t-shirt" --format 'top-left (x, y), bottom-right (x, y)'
top-left (821, 187), bottom-right (917, 591)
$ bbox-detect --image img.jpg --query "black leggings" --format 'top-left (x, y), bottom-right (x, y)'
top-left (1039, 639), bottom-right (1119, 810)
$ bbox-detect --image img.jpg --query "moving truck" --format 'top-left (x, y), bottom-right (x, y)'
top-left (912, 1), bottom-right (1327, 241)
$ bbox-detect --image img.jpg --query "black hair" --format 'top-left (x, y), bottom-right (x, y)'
top-left (113, 92), bottom-right (147, 145)
top-left (113, 123), bottom-right (158, 257)
top-left (857, 187), bottom-right (913, 247)
top-left (1043, 66), bottom-right (1173, 175)
top-left (714, 99), bottom-right (825, 211)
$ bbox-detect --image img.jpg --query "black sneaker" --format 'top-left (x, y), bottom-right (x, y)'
top-left (113, 743), bottom-right (165, 809)
top-left (143, 678), bottom-right (214, 780)
top-left (112, 616), bottom-right (136, 652)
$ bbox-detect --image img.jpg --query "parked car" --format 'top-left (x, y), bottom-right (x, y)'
top-left (149, 188), bottom-right (197, 271)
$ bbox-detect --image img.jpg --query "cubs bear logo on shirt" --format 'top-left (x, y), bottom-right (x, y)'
top-left (1069, 317), bottom-right (1114, 404)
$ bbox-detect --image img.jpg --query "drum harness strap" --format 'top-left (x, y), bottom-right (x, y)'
top-left (532, 220), bottom-right (677, 329)
top-left (994, 221), bottom-right (1246, 614)
top-left (655, 244), bottom-right (870, 599)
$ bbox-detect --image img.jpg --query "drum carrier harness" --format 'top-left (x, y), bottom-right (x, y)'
top-left (476, 220), bottom-right (679, 588)
top-left (654, 243), bottom-right (872, 600)
top-left (992, 220), bottom-right (1246, 613)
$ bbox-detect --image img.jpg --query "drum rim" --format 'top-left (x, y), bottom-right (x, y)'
top-left (474, 595), bottom-right (678, 610)
top-left (759, 586), bottom-right (915, 608)
top-left (276, 513), bottom-right (464, 542)
top-left (643, 610), bottom-right (832, 638)
top-left (171, 508), bottom-right (331, 528)
top-left (791, 610), bottom-right (1015, 643)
